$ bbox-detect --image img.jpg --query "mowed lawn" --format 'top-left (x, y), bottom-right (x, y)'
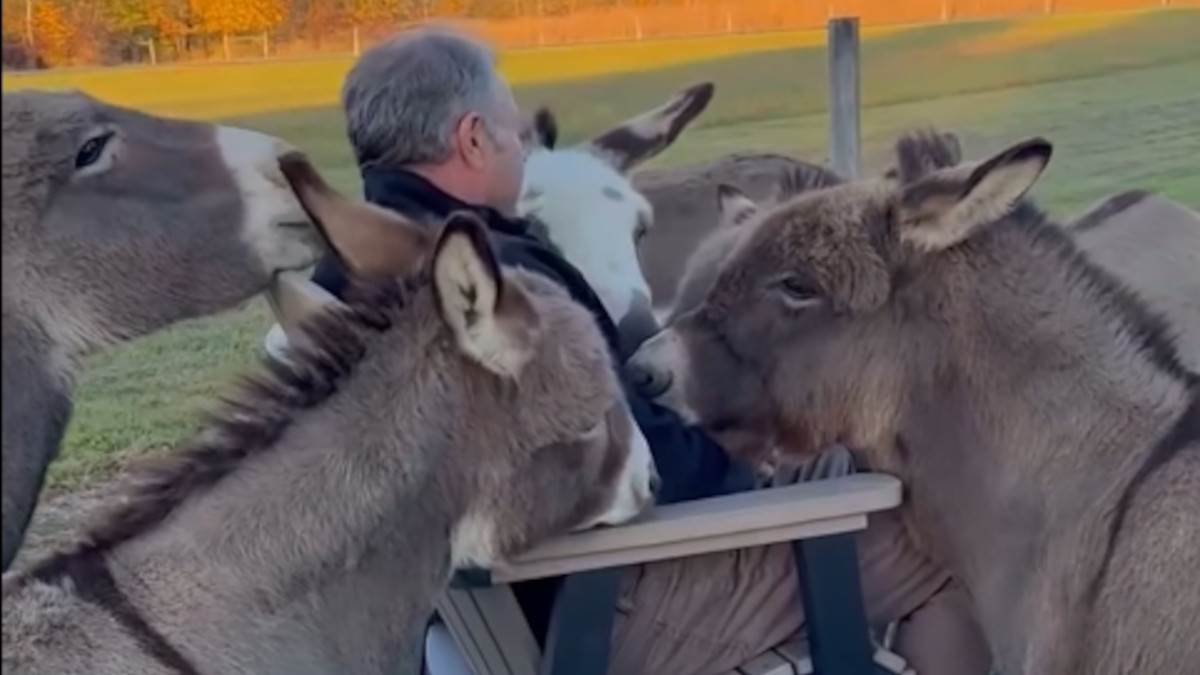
top-left (9, 9), bottom-right (1198, 491)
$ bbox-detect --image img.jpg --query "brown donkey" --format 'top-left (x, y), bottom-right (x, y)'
top-left (629, 133), bottom-right (1199, 674)
top-left (2, 154), bottom-right (655, 675)
top-left (2, 91), bottom-right (323, 570)
top-left (633, 152), bottom-right (840, 313)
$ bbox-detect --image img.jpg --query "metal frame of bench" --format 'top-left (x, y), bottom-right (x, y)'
top-left (437, 473), bottom-right (902, 675)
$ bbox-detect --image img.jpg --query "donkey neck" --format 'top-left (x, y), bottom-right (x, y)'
top-left (889, 215), bottom-right (1194, 667)
top-left (106, 301), bottom-right (479, 673)
top-left (1, 308), bottom-right (74, 570)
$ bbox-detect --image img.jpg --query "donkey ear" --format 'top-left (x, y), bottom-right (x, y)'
top-left (899, 137), bottom-right (1052, 252)
top-left (892, 128), bottom-right (965, 183)
top-left (521, 107), bottom-right (558, 151)
top-left (279, 152), bottom-right (430, 279)
top-left (266, 272), bottom-right (347, 348)
top-left (433, 211), bottom-right (541, 378)
top-left (582, 82), bottom-right (715, 173)
top-left (716, 183), bottom-right (759, 229)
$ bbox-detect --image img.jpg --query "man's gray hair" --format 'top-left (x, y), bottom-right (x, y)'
top-left (342, 27), bottom-right (503, 168)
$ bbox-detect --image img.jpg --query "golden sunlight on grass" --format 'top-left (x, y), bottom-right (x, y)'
top-left (953, 11), bottom-right (1139, 56)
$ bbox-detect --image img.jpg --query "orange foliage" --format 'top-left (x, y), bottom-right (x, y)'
top-left (474, 0), bottom-right (1193, 48)
top-left (8, 0), bottom-right (1198, 68)
top-left (190, 0), bottom-right (285, 35)
top-left (30, 1), bottom-right (78, 66)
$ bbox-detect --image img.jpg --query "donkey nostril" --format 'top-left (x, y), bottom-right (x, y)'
top-left (645, 369), bottom-right (672, 399)
top-left (627, 362), bottom-right (672, 399)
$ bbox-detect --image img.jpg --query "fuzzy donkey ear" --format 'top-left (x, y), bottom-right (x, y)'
top-left (716, 183), bottom-right (760, 229)
top-left (582, 82), bottom-right (715, 173)
top-left (521, 107), bottom-right (558, 152)
top-left (279, 152), bottom-right (430, 280)
top-left (899, 137), bottom-right (1052, 253)
top-left (432, 211), bottom-right (542, 379)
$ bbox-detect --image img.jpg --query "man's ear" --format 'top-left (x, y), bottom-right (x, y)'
top-left (454, 111), bottom-right (490, 170)
top-left (716, 183), bottom-right (759, 229)
top-left (432, 211), bottom-right (541, 378)
top-left (899, 137), bottom-right (1052, 252)
top-left (581, 82), bottom-right (715, 173)
top-left (279, 152), bottom-right (430, 279)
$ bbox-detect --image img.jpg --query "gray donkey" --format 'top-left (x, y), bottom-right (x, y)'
top-left (2, 153), bottom-right (656, 675)
top-left (1069, 190), bottom-right (1200, 372)
top-left (2, 90), bottom-right (323, 570)
top-left (885, 130), bottom-right (1199, 373)
top-left (629, 132), bottom-right (1199, 674)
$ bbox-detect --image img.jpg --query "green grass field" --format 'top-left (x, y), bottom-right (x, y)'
top-left (6, 9), bottom-right (1199, 491)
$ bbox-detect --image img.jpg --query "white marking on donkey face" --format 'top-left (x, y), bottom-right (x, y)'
top-left (215, 126), bottom-right (319, 275)
top-left (450, 511), bottom-right (502, 569)
top-left (520, 148), bottom-right (654, 327)
top-left (575, 405), bottom-right (657, 531)
top-left (602, 415), bottom-right (656, 526)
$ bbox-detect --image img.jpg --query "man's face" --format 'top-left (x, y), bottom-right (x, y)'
top-left (479, 81), bottom-right (526, 215)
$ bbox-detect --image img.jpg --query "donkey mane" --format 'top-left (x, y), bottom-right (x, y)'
top-left (891, 128), bottom-right (963, 182)
top-left (972, 201), bottom-right (1198, 389)
top-left (888, 127), bottom-right (1196, 385)
top-left (23, 280), bottom-right (412, 582)
top-left (776, 160), bottom-right (843, 198)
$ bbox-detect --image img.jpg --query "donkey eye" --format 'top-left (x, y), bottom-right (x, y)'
top-left (580, 417), bottom-right (607, 442)
top-left (775, 276), bottom-right (822, 307)
top-left (75, 132), bottom-right (114, 170)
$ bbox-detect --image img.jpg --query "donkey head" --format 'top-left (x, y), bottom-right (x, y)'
top-left (274, 155), bottom-right (657, 567)
top-left (518, 82), bottom-right (714, 357)
top-left (653, 183), bottom-right (763, 329)
top-left (1, 90), bottom-right (321, 353)
top-left (628, 135), bottom-right (1052, 464)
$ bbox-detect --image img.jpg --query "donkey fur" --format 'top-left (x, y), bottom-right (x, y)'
top-left (4, 216), bottom-right (638, 674)
top-left (2, 91), bottom-right (320, 570)
top-left (632, 130), bottom-right (1199, 674)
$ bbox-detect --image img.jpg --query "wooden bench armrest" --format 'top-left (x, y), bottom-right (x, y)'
top-left (492, 473), bottom-right (901, 583)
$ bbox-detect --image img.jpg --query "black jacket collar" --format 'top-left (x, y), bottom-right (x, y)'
top-left (356, 166), bottom-right (622, 350)
top-left (362, 167), bottom-right (528, 238)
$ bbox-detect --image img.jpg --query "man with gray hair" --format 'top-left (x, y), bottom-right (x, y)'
top-left (337, 28), bottom-right (526, 221)
top-left (263, 25), bottom-right (755, 674)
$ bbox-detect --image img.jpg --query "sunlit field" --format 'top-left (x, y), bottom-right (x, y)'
top-left (5, 9), bottom-right (1198, 491)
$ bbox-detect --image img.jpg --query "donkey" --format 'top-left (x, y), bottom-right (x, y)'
top-left (1069, 190), bottom-right (1200, 371)
top-left (628, 132), bottom-right (1199, 674)
top-left (2, 90), bottom-right (322, 571)
top-left (518, 81), bottom-right (715, 355)
top-left (2, 153), bottom-right (655, 675)
top-left (886, 129), bottom-right (1200, 373)
top-left (632, 151), bottom-right (840, 314)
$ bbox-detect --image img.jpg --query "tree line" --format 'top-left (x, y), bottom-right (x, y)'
top-left (3, 0), bottom-right (1177, 70)
top-left (2, 0), bottom-right (698, 68)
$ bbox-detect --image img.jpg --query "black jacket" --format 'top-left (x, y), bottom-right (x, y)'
top-left (311, 167), bottom-right (755, 505)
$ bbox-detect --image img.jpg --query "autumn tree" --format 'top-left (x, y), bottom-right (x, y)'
top-left (292, 0), bottom-right (344, 48)
top-left (342, 0), bottom-right (402, 54)
top-left (29, 0), bottom-right (74, 65)
top-left (190, 0), bottom-right (285, 59)
top-left (105, 0), bottom-right (185, 62)
top-left (145, 0), bottom-right (192, 57)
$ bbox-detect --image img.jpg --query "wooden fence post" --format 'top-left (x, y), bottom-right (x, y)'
top-left (827, 17), bottom-right (861, 179)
